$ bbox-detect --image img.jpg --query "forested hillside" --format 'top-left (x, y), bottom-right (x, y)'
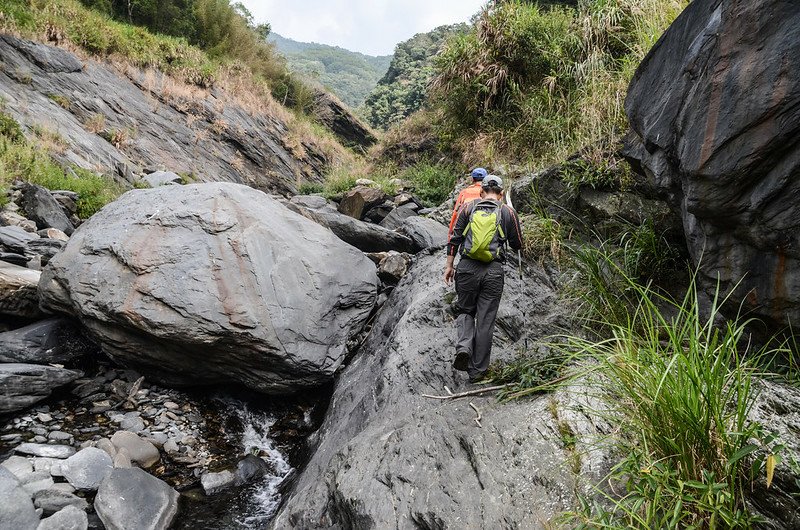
top-left (361, 24), bottom-right (465, 130)
top-left (269, 33), bottom-right (391, 108)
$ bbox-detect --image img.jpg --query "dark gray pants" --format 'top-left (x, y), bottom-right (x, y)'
top-left (454, 258), bottom-right (504, 377)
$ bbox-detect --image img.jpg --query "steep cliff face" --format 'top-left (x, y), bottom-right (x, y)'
top-left (624, 0), bottom-right (800, 328)
top-left (0, 35), bottom-right (340, 195)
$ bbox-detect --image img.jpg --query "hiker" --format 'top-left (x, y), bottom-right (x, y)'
top-left (444, 175), bottom-right (523, 383)
top-left (448, 167), bottom-right (488, 240)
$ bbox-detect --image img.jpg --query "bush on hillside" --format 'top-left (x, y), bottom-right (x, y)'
top-left (428, 0), bottom-right (687, 166)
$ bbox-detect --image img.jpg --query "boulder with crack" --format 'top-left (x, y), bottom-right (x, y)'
top-left (39, 183), bottom-right (378, 394)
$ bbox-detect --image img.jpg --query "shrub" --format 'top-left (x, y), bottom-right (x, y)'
top-left (560, 273), bottom-right (783, 528)
top-left (397, 162), bottom-right (458, 207)
top-left (429, 0), bottom-right (688, 166)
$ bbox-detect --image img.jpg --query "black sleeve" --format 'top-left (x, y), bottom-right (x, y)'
top-left (503, 205), bottom-right (523, 251)
top-left (447, 203), bottom-right (472, 257)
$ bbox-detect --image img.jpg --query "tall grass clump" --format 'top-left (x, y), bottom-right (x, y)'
top-left (562, 267), bottom-right (782, 528)
top-left (429, 0), bottom-right (688, 167)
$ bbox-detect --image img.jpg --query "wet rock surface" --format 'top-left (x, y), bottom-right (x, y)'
top-left (625, 0), bottom-right (800, 328)
top-left (273, 251), bottom-right (612, 528)
top-left (39, 183), bottom-right (378, 394)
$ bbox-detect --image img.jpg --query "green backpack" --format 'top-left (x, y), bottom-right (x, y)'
top-left (461, 200), bottom-right (506, 262)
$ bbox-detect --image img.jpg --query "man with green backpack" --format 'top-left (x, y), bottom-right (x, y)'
top-left (444, 175), bottom-right (523, 382)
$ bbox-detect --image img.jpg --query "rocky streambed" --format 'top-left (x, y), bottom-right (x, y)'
top-left (0, 351), bottom-right (330, 529)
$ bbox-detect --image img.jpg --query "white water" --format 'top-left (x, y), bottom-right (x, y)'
top-left (230, 403), bottom-right (294, 528)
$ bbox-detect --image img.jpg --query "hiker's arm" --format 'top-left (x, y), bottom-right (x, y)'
top-left (505, 206), bottom-right (524, 251)
top-left (447, 194), bottom-right (462, 240)
top-left (445, 205), bottom-right (469, 284)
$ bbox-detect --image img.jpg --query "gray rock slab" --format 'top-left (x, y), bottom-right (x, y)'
top-left (0, 364), bottom-right (83, 414)
top-left (272, 251), bottom-right (612, 528)
top-left (287, 200), bottom-right (415, 253)
top-left (95, 468), bottom-right (178, 530)
top-left (33, 489), bottom-right (90, 515)
top-left (0, 318), bottom-right (86, 364)
top-left (379, 203), bottom-right (419, 231)
top-left (0, 261), bottom-right (43, 319)
top-left (15, 443), bottom-right (76, 459)
top-left (40, 183), bottom-right (378, 394)
top-left (32, 458), bottom-right (65, 477)
top-left (200, 470), bottom-right (236, 495)
top-left (2, 455), bottom-right (33, 478)
top-left (0, 467), bottom-right (39, 530)
top-left (110, 431), bottom-right (159, 468)
top-left (20, 183), bottom-right (74, 235)
top-left (23, 476), bottom-right (54, 495)
top-left (37, 505), bottom-right (88, 530)
top-left (62, 448), bottom-right (113, 491)
top-left (143, 171), bottom-right (182, 187)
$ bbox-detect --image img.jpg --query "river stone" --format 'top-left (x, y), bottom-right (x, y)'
top-left (20, 183), bottom-right (74, 235)
top-left (22, 476), bottom-right (54, 495)
top-left (0, 261), bottom-right (43, 319)
top-left (39, 183), bottom-right (378, 394)
top-left (37, 505), bottom-right (88, 530)
top-left (201, 470), bottom-right (236, 495)
top-left (273, 251), bottom-right (612, 528)
top-left (1, 455), bottom-right (33, 478)
top-left (95, 468), bottom-right (178, 530)
top-left (235, 455), bottom-right (272, 486)
top-left (625, 0), bottom-right (800, 330)
top-left (15, 443), bottom-right (76, 459)
top-left (62, 448), bottom-right (113, 491)
top-left (0, 467), bottom-right (39, 530)
top-left (32, 458), bottom-right (65, 477)
top-left (398, 215), bottom-right (448, 252)
top-left (0, 364), bottom-right (83, 414)
top-left (110, 431), bottom-right (160, 468)
top-left (33, 489), bottom-right (89, 515)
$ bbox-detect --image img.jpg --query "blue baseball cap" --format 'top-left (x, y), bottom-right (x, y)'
top-left (470, 167), bottom-right (488, 180)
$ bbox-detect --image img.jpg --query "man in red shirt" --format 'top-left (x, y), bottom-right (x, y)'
top-left (448, 168), bottom-right (488, 240)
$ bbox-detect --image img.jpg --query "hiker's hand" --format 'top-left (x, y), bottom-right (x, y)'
top-left (444, 264), bottom-right (455, 285)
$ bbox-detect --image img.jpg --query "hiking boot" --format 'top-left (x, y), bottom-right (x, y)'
top-left (468, 372), bottom-right (488, 384)
top-left (453, 350), bottom-right (470, 372)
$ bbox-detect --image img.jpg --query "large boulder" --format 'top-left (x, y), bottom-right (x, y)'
top-left (271, 252), bottom-right (611, 528)
top-left (39, 183), bottom-right (378, 394)
top-left (398, 215), bottom-right (448, 252)
top-left (625, 0), bottom-right (800, 328)
top-left (0, 364), bottom-right (82, 414)
top-left (95, 468), bottom-right (178, 530)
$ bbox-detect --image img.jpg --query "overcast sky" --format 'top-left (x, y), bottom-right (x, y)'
top-left (239, 0), bottom-right (487, 56)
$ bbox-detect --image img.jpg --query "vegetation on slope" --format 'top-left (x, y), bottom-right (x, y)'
top-left (269, 32), bottom-right (391, 108)
top-left (362, 24), bottom-right (466, 130)
top-left (0, 111), bottom-right (122, 218)
top-left (381, 0), bottom-right (687, 169)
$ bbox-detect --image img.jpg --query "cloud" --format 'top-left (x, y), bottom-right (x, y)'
top-left (240, 0), bottom-right (486, 56)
